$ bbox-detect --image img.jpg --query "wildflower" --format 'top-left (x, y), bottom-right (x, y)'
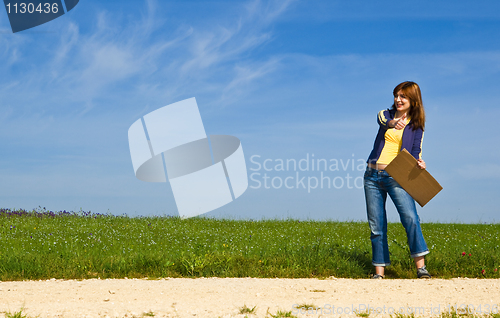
top-left (482, 269), bottom-right (486, 275)
top-left (469, 253), bottom-right (471, 256)
top-left (495, 268), bottom-right (498, 272)
top-left (462, 252), bottom-right (466, 256)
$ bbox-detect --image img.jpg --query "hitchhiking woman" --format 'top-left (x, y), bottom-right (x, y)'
top-left (364, 81), bottom-right (431, 279)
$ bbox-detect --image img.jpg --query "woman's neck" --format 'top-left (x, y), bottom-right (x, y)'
top-left (395, 110), bottom-right (408, 118)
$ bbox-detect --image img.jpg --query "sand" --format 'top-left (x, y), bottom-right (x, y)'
top-left (1, 278), bottom-right (500, 318)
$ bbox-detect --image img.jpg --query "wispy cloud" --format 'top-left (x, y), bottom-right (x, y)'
top-left (1, 0), bottom-right (297, 118)
top-left (3, 0), bottom-right (499, 220)
top-left (245, 0), bottom-right (297, 24)
top-left (0, 0), bottom-right (298, 209)
top-left (218, 57), bottom-right (281, 106)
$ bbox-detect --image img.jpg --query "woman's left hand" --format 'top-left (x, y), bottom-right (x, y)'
top-left (417, 159), bottom-right (426, 169)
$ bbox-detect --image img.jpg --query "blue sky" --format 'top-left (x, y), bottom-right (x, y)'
top-left (1, 0), bottom-right (500, 222)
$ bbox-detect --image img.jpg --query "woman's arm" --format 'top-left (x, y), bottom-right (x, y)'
top-left (412, 129), bottom-right (425, 169)
top-left (378, 109), bottom-right (406, 129)
top-left (377, 109), bottom-right (392, 128)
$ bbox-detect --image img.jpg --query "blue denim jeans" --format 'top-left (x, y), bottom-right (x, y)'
top-left (364, 166), bottom-right (429, 266)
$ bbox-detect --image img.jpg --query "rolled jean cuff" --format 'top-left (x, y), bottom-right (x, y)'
top-left (372, 262), bottom-right (391, 267)
top-left (411, 250), bottom-right (430, 258)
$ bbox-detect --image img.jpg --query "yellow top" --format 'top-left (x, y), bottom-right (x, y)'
top-left (377, 118), bottom-right (408, 165)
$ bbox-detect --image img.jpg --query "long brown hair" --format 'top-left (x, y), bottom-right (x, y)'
top-left (392, 81), bottom-right (425, 131)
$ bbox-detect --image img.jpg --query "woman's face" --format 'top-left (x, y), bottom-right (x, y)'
top-left (394, 90), bottom-right (411, 114)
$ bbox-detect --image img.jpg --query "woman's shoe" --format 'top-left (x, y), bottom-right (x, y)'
top-left (417, 266), bottom-right (431, 278)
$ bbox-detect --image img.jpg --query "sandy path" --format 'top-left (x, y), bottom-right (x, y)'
top-left (1, 278), bottom-right (500, 318)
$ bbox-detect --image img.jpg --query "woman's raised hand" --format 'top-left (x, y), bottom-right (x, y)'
top-left (394, 113), bottom-right (407, 130)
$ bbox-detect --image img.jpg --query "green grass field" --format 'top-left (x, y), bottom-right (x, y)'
top-left (1, 208), bottom-right (499, 281)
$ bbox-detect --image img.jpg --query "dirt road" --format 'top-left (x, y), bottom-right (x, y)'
top-left (1, 278), bottom-right (499, 317)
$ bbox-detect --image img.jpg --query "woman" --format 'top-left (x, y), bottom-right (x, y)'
top-left (364, 81), bottom-right (431, 279)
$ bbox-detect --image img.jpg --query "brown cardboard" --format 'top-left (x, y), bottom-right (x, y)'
top-left (384, 149), bottom-right (443, 207)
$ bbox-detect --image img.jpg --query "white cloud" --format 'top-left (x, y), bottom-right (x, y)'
top-left (245, 0), bottom-right (298, 24)
top-left (219, 57), bottom-right (281, 105)
top-left (2, 0), bottom-right (499, 220)
top-left (0, 0), bottom-right (297, 117)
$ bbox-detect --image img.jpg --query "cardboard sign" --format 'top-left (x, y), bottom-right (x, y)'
top-left (385, 149), bottom-right (443, 207)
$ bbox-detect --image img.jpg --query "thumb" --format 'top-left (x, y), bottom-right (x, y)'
top-left (401, 113), bottom-right (407, 119)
